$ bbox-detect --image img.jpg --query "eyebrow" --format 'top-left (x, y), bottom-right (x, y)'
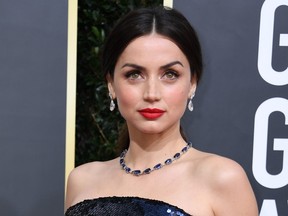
top-left (121, 61), bottom-right (184, 70)
top-left (121, 63), bottom-right (144, 70)
top-left (160, 61), bottom-right (183, 70)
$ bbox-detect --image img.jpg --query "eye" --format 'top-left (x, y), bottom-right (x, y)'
top-left (125, 71), bottom-right (143, 80)
top-left (162, 70), bottom-right (179, 80)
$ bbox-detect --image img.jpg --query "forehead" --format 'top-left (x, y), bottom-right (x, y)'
top-left (117, 34), bottom-right (189, 66)
top-left (124, 34), bottom-right (179, 52)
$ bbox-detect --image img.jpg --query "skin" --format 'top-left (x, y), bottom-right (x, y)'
top-left (65, 34), bottom-right (258, 215)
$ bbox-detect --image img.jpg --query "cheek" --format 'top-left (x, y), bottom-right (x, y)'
top-left (115, 85), bottom-right (140, 108)
top-left (164, 86), bottom-right (189, 107)
top-left (169, 93), bottom-right (187, 111)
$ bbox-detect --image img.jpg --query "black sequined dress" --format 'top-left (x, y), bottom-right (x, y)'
top-left (65, 196), bottom-right (191, 216)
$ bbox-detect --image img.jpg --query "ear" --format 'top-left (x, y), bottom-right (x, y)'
top-left (106, 74), bottom-right (116, 99)
top-left (188, 75), bottom-right (197, 98)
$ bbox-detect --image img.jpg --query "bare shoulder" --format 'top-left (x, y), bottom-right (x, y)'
top-left (188, 150), bottom-right (242, 179)
top-left (65, 159), bottom-right (117, 210)
top-left (67, 160), bottom-right (111, 185)
top-left (68, 160), bottom-right (111, 179)
top-left (196, 151), bottom-right (247, 186)
top-left (190, 150), bottom-right (258, 215)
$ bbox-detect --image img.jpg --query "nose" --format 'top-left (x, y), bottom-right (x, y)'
top-left (143, 77), bottom-right (161, 102)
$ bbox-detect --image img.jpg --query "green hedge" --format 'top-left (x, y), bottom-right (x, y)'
top-left (76, 0), bottom-right (163, 166)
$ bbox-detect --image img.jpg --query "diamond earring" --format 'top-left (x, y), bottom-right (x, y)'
top-left (188, 93), bottom-right (195, 112)
top-left (109, 92), bottom-right (115, 111)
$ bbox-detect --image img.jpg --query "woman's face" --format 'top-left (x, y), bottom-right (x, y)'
top-left (107, 34), bottom-right (196, 135)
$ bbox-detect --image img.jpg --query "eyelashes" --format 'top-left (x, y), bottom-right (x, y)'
top-left (124, 70), bottom-right (142, 80)
top-left (162, 70), bottom-right (180, 80)
top-left (124, 70), bottom-right (180, 81)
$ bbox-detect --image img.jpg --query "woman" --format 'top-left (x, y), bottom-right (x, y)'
top-left (65, 6), bottom-right (258, 216)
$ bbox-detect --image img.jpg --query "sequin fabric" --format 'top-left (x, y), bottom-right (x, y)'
top-left (65, 196), bottom-right (192, 216)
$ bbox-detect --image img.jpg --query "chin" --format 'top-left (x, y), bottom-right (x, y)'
top-left (137, 125), bottom-right (171, 135)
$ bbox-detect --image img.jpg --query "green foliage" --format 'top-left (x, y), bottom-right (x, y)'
top-left (76, 0), bottom-right (163, 166)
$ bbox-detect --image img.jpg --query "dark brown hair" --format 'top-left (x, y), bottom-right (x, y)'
top-left (101, 6), bottom-right (203, 152)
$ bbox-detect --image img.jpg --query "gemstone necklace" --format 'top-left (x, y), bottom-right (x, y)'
top-left (119, 142), bottom-right (193, 176)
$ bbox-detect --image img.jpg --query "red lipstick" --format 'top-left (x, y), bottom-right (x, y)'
top-left (138, 108), bottom-right (165, 119)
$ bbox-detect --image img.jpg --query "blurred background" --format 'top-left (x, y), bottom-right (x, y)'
top-left (76, 0), bottom-right (162, 166)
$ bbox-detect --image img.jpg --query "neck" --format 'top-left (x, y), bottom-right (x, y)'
top-left (123, 125), bottom-right (187, 170)
top-left (119, 138), bottom-right (192, 176)
top-left (127, 120), bottom-right (184, 147)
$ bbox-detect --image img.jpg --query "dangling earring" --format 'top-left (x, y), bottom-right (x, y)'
top-left (188, 93), bottom-right (195, 112)
top-left (109, 92), bottom-right (115, 111)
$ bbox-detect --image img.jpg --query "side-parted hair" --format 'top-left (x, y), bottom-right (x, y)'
top-left (101, 6), bottom-right (203, 152)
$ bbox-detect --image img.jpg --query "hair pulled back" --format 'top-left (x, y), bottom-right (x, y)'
top-left (101, 7), bottom-right (203, 152)
top-left (102, 6), bottom-right (203, 81)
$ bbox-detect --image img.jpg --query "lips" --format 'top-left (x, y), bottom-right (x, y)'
top-left (138, 108), bottom-right (165, 119)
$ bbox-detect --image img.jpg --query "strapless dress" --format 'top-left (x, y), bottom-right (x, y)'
top-left (65, 196), bottom-right (192, 216)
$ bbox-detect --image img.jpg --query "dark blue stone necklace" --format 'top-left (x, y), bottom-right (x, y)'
top-left (119, 142), bottom-right (193, 176)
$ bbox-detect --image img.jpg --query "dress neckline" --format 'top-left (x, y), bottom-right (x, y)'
top-left (66, 196), bottom-right (191, 215)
